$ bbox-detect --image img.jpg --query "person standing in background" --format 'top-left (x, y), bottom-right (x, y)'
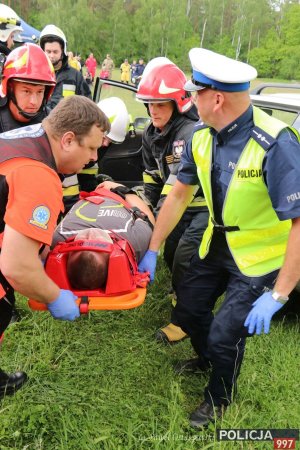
top-left (39, 24), bottom-right (91, 110)
top-left (85, 52), bottom-right (97, 82)
top-left (101, 54), bottom-right (114, 79)
top-left (68, 52), bottom-right (81, 71)
top-left (120, 58), bottom-right (130, 84)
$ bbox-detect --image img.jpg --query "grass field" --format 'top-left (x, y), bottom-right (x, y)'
top-left (0, 255), bottom-right (299, 450)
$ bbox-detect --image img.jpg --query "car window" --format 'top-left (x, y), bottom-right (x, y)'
top-left (99, 83), bottom-right (148, 124)
top-left (260, 107), bottom-right (298, 127)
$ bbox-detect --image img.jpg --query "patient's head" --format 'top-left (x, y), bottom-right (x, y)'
top-left (67, 228), bottom-right (113, 290)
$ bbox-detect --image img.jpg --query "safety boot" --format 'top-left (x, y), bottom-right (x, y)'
top-left (155, 323), bottom-right (188, 345)
top-left (190, 400), bottom-right (226, 428)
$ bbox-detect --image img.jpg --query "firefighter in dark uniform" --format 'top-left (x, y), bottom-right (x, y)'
top-left (39, 24), bottom-right (91, 111)
top-left (139, 48), bottom-right (300, 427)
top-left (137, 57), bottom-right (208, 344)
top-left (0, 95), bottom-right (109, 399)
top-left (0, 43), bottom-right (56, 133)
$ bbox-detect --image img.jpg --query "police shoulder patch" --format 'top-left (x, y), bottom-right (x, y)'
top-left (29, 206), bottom-right (51, 230)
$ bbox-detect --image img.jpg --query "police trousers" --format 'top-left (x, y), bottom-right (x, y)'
top-left (175, 231), bottom-right (279, 406)
top-left (163, 209), bottom-right (209, 325)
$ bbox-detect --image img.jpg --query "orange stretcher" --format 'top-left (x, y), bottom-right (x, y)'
top-left (28, 233), bottom-right (150, 314)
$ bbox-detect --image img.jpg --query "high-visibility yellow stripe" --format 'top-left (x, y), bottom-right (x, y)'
top-left (143, 173), bottom-right (158, 184)
top-left (81, 168), bottom-right (98, 175)
top-left (63, 185), bottom-right (80, 196)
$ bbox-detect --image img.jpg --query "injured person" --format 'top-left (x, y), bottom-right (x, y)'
top-left (51, 182), bottom-right (155, 293)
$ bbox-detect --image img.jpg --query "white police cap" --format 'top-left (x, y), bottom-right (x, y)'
top-left (185, 48), bottom-right (257, 92)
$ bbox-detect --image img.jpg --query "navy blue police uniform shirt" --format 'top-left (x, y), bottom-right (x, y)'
top-left (177, 105), bottom-right (300, 224)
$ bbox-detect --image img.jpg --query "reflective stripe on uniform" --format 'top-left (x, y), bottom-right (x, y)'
top-left (62, 174), bottom-right (78, 188)
top-left (161, 184), bottom-right (207, 208)
top-left (80, 167), bottom-right (98, 175)
top-left (62, 84), bottom-right (76, 97)
top-left (63, 185), bottom-right (80, 196)
top-left (143, 172), bottom-right (159, 184)
top-left (165, 173), bottom-right (177, 186)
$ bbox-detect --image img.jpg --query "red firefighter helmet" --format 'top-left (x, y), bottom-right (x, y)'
top-left (136, 57), bottom-right (192, 113)
top-left (0, 43), bottom-right (56, 100)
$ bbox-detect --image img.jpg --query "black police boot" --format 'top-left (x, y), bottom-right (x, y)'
top-left (173, 357), bottom-right (211, 375)
top-left (189, 400), bottom-right (226, 428)
top-left (0, 369), bottom-right (28, 398)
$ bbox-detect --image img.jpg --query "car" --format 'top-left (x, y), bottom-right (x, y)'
top-left (93, 79), bottom-right (300, 188)
top-left (93, 77), bottom-right (148, 187)
top-left (250, 82), bottom-right (300, 131)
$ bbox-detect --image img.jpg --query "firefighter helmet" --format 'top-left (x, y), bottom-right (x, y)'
top-left (39, 24), bottom-right (67, 57)
top-left (0, 43), bottom-right (56, 100)
top-left (136, 57), bottom-right (192, 113)
top-left (0, 4), bottom-right (23, 43)
top-left (97, 97), bottom-right (129, 143)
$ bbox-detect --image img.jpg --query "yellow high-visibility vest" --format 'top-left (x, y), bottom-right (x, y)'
top-left (192, 106), bottom-right (299, 276)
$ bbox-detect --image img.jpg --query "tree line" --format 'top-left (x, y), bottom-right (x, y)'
top-left (7, 0), bottom-right (300, 80)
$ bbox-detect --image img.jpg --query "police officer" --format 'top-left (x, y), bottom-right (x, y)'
top-left (139, 48), bottom-right (300, 427)
top-left (137, 57), bottom-right (208, 344)
top-left (39, 24), bottom-right (91, 110)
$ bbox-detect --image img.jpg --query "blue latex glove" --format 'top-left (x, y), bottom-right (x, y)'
top-left (138, 250), bottom-right (158, 282)
top-left (48, 289), bottom-right (80, 321)
top-left (244, 291), bottom-right (284, 335)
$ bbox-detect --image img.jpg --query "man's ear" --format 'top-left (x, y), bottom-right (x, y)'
top-left (214, 92), bottom-right (224, 111)
top-left (61, 131), bottom-right (76, 150)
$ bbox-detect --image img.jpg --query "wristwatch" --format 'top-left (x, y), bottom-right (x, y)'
top-left (271, 290), bottom-right (289, 304)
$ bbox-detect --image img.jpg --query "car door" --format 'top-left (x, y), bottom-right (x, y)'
top-left (93, 78), bottom-right (150, 187)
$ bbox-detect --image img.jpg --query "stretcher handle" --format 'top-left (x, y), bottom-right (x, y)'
top-left (28, 297), bottom-right (89, 314)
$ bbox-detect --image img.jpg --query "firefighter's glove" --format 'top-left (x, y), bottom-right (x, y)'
top-left (244, 292), bottom-right (283, 335)
top-left (48, 289), bottom-right (80, 321)
top-left (138, 250), bottom-right (158, 283)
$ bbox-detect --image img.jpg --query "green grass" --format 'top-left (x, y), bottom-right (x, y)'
top-left (0, 257), bottom-right (299, 449)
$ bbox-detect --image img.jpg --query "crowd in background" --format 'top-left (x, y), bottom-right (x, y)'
top-left (67, 51), bottom-right (146, 86)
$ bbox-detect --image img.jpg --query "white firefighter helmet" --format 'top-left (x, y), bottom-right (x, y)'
top-left (39, 24), bottom-right (67, 56)
top-left (97, 97), bottom-right (129, 143)
top-left (0, 4), bottom-right (23, 43)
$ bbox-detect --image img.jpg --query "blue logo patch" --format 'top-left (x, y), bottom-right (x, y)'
top-left (29, 206), bottom-right (50, 230)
